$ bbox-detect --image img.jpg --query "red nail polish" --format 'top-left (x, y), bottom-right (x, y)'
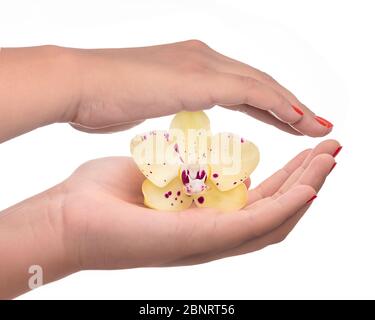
top-left (306, 195), bottom-right (317, 204)
top-left (332, 146), bottom-right (342, 158)
top-left (315, 116), bottom-right (333, 128)
top-left (329, 162), bottom-right (337, 174)
top-left (292, 105), bottom-right (304, 116)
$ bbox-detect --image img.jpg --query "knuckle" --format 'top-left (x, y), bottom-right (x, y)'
top-left (240, 75), bottom-right (258, 90)
top-left (259, 71), bottom-right (276, 83)
top-left (274, 92), bottom-right (288, 108)
top-left (184, 39), bottom-right (209, 49)
top-left (175, 43), bottom-right (212, 74)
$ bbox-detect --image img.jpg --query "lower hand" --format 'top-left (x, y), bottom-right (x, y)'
top-left (0, 139), bottom-right (340, 299)
top-left (58, 139), bottom-right (339, 270)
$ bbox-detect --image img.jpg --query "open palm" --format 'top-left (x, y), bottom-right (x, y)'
top-left (61, 139), bottom-right (339, 271)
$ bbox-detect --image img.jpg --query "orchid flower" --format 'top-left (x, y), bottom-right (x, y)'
top-left (130, 111), bottom-right (260, 211)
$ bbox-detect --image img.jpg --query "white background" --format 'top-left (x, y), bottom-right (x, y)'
top-left (0, 0), bottom-right (373, 299)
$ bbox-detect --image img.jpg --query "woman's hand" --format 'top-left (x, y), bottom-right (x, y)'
top-left (59, 139), bottom-right (339, 270)
top-left (0, 42), bottom-right (338, 298)
top-left (0, 139), bottom-right (340, 298)
top-left (0, 41), bottom-right (333, 142)
top-left (70, 40), bottom-right (333, 136)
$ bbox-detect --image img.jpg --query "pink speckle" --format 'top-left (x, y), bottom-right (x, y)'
top-left (197, 196), bottom-right (205, 204)
top-left (241, 137), bottom-right (244, 143)
top-left (181, 170), bottom-right (190, 185)
top-left (212, 173), bottom-right (219, 178)
top-left (164, 193), bottom-right (169, 198)
top-left (168, 191), bottom-right (172, 196)
top-left (197, 170), bottom-right (206, 180)
top-left (174, 144), bottom-right (179, 153)
top-left (164, 133), bottom-right (170, 141)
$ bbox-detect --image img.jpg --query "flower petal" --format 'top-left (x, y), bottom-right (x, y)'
top-left (170, 111), bottom-right (211, 133)
top-left (142, 178), bottom-right (194, 211)
top-left (193, 180), bottom-right (248, 211)
top-left (209, 133), bottom-right (259, 191)
top-left (170, 111), bottom-right (211, 165)
top-left (131, 130), bottom-right (181, 187)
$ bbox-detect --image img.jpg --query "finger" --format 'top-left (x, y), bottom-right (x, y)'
top-left (206, 72), bottom-right (303, 124)
top-left (248, 153), bottom-right (336, 246)
top-left (169, 207), bottom-right (309, 267)
top-left (276, 139), bottom-right (340, 194)
top-left (224, 104), bottom-right (302, 135)
top-left (256, 154), bottom-right (336, 246)
top-left (210, 54), bottom-right (334, 137)
top-left (207, 154), bottom-right (335, 262)
top-left (248, 148), bottom-right (311, 205)
top-left (291, 153), bottom-right (335, 193)
top-left (175, 184), bottom-right (315, 258)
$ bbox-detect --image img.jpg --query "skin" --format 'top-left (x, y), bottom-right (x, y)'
top-left (0, 41), bottom-right (339, 299)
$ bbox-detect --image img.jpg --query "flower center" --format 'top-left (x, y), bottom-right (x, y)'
top-left (181, 165), bottom-right (208, 196)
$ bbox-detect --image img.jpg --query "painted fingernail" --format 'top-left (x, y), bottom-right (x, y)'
top-left (332, 146), bottom-right (342, 158)
top-left (292, 105), bottom-right (304, 116)
top-left (306, 195), bottom-right (317, 204)
top-left (315, 116), bottom-right (333, 128)
top-left (329, 162), bottom-right (337, 174)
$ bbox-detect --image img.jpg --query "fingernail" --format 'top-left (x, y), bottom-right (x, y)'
top-left (315, 116), bottom-right (333, 128)
top-left (329, 162), bottom-right (337, 174)
top-left (292, 105), bottom-right (304, 116)
top-left (306, 195), bottom-right (317, 204)
top-left (332, 146), bottom-right (342, 158)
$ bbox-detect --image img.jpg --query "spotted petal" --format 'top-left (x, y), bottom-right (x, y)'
top-left (193, 180), bottom-right (248, 211)
top-left (170, 111), bottom-right (211, 165)
top-left (131, 130), bottom-right (181, 188)
top-left (142, 178), bottom-right (193, 211)
top-left (209, 133), bottom-right (259, 191)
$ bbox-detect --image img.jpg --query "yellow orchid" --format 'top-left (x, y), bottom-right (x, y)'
top-left (130, 111), bottom-right (260, 211)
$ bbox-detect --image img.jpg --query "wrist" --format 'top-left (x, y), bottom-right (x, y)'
top-left (0, 184), bottom-right (79, 298)
top-left (41, 45), bottom-right (83, 124)
top-left (0, 45), bottom-right (83, 142)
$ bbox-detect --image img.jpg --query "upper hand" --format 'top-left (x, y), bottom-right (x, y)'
top-left (68, 40), bottom-right (333, 137)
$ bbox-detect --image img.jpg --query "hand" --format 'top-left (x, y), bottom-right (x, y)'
top-left (0, 41), bottom-right (332, 142)
top-left (59, 139), bottom-right (339, 270)
top-left (0, 139), bottom-right (340, 298)
top-left (69, 40), bottom-right (333, 137)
